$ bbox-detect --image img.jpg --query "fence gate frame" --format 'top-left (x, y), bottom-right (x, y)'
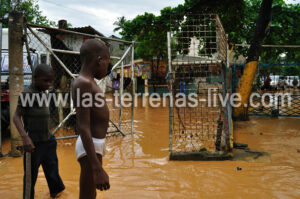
top-left (167, 14), bottom-right (232, 161)
top-left (25, 23), bottom-right (135, 140)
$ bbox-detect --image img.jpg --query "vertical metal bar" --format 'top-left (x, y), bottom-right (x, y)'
top-left (226, 38), bottom-right (229, 69)
top-left (167, 32), bottom-right (172, 74)
top-left (23, 25), bottom-right (34, 73)
top-left (226, 41), bottom-right (231, 150)
top-left (167, 32), bottom-right (173, 153)
top-left (131, 43), bottom-right (134, 134)
top-left (277, 94), bottom-right (280, 114)
top-left (70, 89), bottom-right (74, 111)
top-left (119, 60), bottom-right (124, 127)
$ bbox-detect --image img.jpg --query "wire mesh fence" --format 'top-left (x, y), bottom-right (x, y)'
top-left (24, 23), bottom-right (134, 144)
top-left (168, 14), bottom-right (231, 158)
top-left (247, 92), bottom-right (300, 117)
top-left (232, 61), bottom-right (300, 117)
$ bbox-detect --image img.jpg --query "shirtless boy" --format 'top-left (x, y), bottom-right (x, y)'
top-left (72, 39), bottom-right (110, 199)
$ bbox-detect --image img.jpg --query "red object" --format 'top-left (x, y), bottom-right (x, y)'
top-left (264, 76), bottom-right (271, 86)
top-left (1, 88), bottom-right (9, 102)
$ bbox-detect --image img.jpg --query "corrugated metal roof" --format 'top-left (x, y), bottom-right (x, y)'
top-left (27, 24), bottom-right (131, 45)
top-left (67, 26), bottom-right (104, 37)
top-left (34, 24), bottom-right (109, 45)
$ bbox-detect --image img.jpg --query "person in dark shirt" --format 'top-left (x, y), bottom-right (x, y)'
top-left (13, 64), bottom-right (65, 199)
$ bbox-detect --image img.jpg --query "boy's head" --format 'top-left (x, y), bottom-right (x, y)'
top-left (33, 64), bottom-right (54, 91)
top-left (80, 39), bottom-right (110, 80)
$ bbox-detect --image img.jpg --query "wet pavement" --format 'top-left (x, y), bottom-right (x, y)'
top-left (0, 105), bottom-right (300, 198)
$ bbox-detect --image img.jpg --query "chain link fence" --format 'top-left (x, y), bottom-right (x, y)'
top-left (251, 63), bottom-right (300, 117)
top-left (232, 61), bottom-right (300, 117)
top-left (24, 23), bottom-right (134, 145)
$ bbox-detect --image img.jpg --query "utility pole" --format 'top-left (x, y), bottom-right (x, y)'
top-left (9, 11), bottom-right (24, 157)
top-left (233, 0), bottom-right (273, 120)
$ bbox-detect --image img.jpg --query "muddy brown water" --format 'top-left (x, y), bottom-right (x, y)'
top-left (1, 104), bottom-right (300, 198)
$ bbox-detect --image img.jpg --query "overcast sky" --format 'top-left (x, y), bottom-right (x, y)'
top-left (38, 0), bottom-right (299, 37)
top-left (39, 0), bottom-right (185, 37)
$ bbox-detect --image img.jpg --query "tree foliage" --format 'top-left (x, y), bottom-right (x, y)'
top-left (246, 0), bottom-right (273, 63)
top-left (115, 0), bottom-right (300, 64)
top-left (113, 16), bottom-right (127, 33)
top-left (0, 0), bottom-right (56, 27)
top-left (259, 64), bottom-right (300, 76)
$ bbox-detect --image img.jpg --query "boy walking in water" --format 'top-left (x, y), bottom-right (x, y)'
top-left (72, 39), bottom-right (110, 199)
top-left (13, 64), bottom-right (65, 199)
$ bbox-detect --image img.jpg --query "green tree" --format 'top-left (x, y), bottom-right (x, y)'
top-left (116, 0), bottom-right (248, 66)
top-left (0, 0), bottom-right (56, 27)
top-left (117, 9), bottom-right (175, 90)
top-left (282, 65), bottom-right (300, 76)
top-left (245, 0), bottom-right (300, 62)
top-left (113, 16), bottom-right (127, 33)
top-left (183, 0), bottom-right (246, 45)
top-left (115, 0), bottom-right (299, 63)
top-left (183, 0), bottom-right (300, 62)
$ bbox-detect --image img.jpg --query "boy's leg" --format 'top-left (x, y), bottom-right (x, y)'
top-left (23, 146), bottom-right (42, 199)
top-left (78, 156), bottom-right (97, 199)
top-left (41, 137), bottom-right (65, 196)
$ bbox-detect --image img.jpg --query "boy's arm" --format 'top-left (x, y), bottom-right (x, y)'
top-left (74, 80), bottom-right (109, 190)
top-left (13, 107), bottom-right (35, 152)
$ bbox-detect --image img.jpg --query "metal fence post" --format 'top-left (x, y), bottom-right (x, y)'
top-left (167, 31), bottom-right (172, 153)
top-left (119, 60), bottom-right (124, 127)
top-left (131, 43), bottom-right (134, 134)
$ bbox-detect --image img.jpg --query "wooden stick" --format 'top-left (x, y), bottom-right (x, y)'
top-left (24, 152), bottom-right (31, 199)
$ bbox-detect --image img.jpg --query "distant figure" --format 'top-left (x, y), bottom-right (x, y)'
top-left (123, 77), bottom-right (132, 90)
top-left (72, 39), bottom-right (110, 199)
top-left (292, 78), bottom-right (298, 88)
top-left (13, 64), bottom-right (65, 199)
top-left (263, 75), bottom-right (271, 90)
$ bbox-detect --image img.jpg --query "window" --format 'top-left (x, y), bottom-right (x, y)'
top-left (40, 54), bottom-right (47, 64)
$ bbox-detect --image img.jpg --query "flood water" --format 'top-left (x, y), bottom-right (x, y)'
top-left (1, 104), bottom-right (300, 198)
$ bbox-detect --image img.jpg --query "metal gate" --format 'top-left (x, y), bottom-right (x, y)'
top-left (167, 14), bottom-right (232, 160)
top-left (24, 23), bottom-right (135, 141)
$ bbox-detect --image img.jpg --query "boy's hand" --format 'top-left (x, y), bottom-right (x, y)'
top-left (22, 135), bottom-right (35, 153)
top-left (93, 166), bottom-right (110, 191)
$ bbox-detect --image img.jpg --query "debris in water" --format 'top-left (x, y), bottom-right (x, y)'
top-left (200, 148), bottom-right (207, 152)
top-left (237, 167), bottom-right (242, 171)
